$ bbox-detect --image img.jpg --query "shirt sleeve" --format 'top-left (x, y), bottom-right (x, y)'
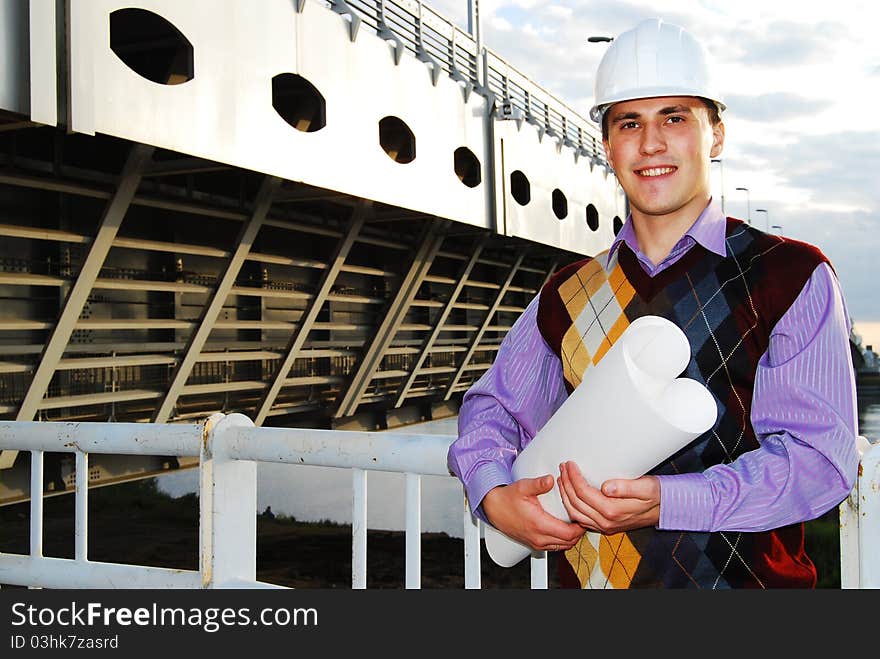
top-left (657, 262), bottom-right (860, 532)
top-left (447, 295), bottom-right (568, 521)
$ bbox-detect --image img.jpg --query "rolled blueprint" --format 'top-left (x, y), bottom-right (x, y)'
top-left (484, 315), bottom-right (718, 567)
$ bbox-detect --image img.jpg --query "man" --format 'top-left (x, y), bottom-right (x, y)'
top-left (447, 18), bottom-right (859, 588)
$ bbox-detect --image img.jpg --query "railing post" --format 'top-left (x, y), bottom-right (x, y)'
top-left (75, 452), bottom-right (89, 562)
top-left (859, 441), bottom-right (880, 587)
top-left (463, 492), bottom-right (481, 589)
top-left (30, 450), bottom-right (44, 559)
top-left (405, 473), bottom-right (421, 589)
top-left (840, 435), bottom-right (870, 588)
top-left (201, 413), bottom-right (258, 588)
top-left (839, 475), bottom-right (860, 588)
top-left (352, 468), bottom-right (367, 589)
top-left (530, 552), bottom-right (548, 589)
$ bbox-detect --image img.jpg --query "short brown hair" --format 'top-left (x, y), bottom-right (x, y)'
top-left (601, 97), bottom-right (722, 140)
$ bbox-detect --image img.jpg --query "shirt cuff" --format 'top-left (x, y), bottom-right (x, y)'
top-left (464, 461), bottom-right (514, 524)
top-left (657, 473), bottom-right (717, 531)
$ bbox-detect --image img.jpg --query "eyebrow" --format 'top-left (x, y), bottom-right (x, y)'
top-left (658, 105), bottom-right (693, 116)
top-left (609, 105), bottom-right (694, 124)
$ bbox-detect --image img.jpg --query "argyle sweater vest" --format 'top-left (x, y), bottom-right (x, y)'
top-left (537, 218), bottom-right (829, 588)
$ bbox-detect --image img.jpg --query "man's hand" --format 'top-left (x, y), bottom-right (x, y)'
top-left (481, 476), bottom-right (584, 552)
top-left (557, 461), bottom-right (660, 534)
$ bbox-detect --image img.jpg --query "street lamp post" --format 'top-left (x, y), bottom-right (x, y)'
top-left (735, 187), bottom-right (751, 225)
top-left (467, 0), bottom-right (482, 50)
top-left (755, 208), bottom-right (769, 232)
top-left (711, 158), bottom-right (725, 214)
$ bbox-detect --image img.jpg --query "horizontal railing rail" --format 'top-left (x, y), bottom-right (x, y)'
top-left (0, 415), bottom-right (876, 589)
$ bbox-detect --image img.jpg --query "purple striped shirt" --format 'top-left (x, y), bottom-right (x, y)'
top-left (448, 201), bottom-right (859, 532)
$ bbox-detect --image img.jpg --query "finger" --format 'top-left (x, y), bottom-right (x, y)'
top-left (558, 474), bottom-right (598, 527)
top-left (529, 502), bottom-right (586, 544)
top-left (534, 533), bottom-right (580, 551)
top-left (558, 463), bottom-right (592, 518)
top-left (560, 461), bottom-right (599, 503)
top-left (558, 474), bottom-right (607, 532)
top-left (519, 474), bottom-right (555, 497)
top-left (602, 475), bottom-right (660, 501)
top-left (539, 513), bottom-right (587, 543)
top-left (559, 462), bottom-right (606, 511)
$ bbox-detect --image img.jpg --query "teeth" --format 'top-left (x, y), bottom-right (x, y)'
top-left (639, 167), bottom-right (674, 177)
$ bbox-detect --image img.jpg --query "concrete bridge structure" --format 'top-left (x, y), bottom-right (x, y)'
top-left (0, 0), bottom-right (625, 504)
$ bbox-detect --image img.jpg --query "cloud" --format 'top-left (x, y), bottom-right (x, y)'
top-left (724, 92), bottom-right (832, 123)
top-left (776, 207), bottom-right (878, 323)
top-left (546, 4), bottom-right (574, 19)
top-left (742, 131), bottom-right (880, 210)
top-left (491, 16), bottom-right (514, 31)
top-left (728, 20), bottom-right (849, 67)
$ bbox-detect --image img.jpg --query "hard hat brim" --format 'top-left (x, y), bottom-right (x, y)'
top-left (590, 90), bottom-right (726, 124)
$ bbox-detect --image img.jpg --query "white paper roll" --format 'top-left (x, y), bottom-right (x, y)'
top-left (484, 315), bottom-right (718, 567)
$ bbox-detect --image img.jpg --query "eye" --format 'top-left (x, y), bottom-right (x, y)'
top-left (620, 120), bottom-right (639, 130)
top-left (666, 115), bottom-right (686, 124)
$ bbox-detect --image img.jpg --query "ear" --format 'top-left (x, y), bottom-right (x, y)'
top-left (602, 138), bottom-right (615, 172)
top-left (709, 120), bottom-right (725, 158)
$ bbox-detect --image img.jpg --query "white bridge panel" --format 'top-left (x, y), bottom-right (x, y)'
top-left (68, 0), bottom-right (491, 229)
top-left (296, 7), bottom-right (490, 229)
top-left (0, 0), bottom-right (28, 115)
top-left (496, 119), bottom-right (626, 254)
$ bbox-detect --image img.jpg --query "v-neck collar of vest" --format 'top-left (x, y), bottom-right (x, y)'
top-left (614, 240), bottom-right (712, 302)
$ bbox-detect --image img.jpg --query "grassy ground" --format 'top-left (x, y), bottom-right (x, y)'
top-left (1, 477), bottom-right (842, 588)
top-left (805, 508), bottom-right (842, 588)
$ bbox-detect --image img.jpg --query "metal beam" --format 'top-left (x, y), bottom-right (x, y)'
top-left (538, 258), bottom-right (561, 289)
top-left (443, 249), bottom-right (526, 401)
top-left (0, 169), bottom-right (417, 251)
top-left (2, 144), bottom-right (154, 470)
top-left (151, 176), bottom-right (281, 423)
top-left (394, 234), bottom-right (488, 407)
top-left (335, 221), bottom-right (447, 418)
top-left (253, 205), bottom-right (367, 426)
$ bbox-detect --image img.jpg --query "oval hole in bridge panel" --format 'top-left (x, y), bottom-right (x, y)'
top-left (613, 215), bottom-right (623, 236)
top-left (454, 147), bottom-right (481, 188)
top-left (109, 8), bottom-right (194, 85)
top-left (586, 204), bottom-right (599, 231)
top-left (379, 117), bottom-right (416, 164)
top-left (552, 189), bottom-right (568, 220)
top-left (510, 170), bottom-right (530, 206)
top-left (272, 74), bottom-right (326, 133)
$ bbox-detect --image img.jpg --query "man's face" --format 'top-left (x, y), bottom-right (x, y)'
top-left (602, 96), bottom-right (724, 224)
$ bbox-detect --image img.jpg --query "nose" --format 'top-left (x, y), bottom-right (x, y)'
top-left (640, 122), bottom-right (666, 155)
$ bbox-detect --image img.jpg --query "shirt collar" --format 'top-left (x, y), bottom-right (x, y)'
top-left (606, 199), bottom-right (727, 267)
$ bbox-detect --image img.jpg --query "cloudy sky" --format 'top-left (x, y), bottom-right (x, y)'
top-left (427, 0), bottom-right (879, 348)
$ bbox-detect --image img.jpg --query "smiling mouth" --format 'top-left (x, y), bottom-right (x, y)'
top-left (635, 167), bottom-right (676, 177)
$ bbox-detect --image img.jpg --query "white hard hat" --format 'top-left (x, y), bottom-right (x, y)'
top-left (589, 18), bottom-right (725, 123)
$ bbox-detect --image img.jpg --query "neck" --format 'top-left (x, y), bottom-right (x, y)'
top-left (630, 197), bottom-right (710, 265)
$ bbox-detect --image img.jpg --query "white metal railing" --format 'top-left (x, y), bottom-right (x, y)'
top-left (1, 415), bottom-right (876, 589)
top-left (0, 413), bottom-right (551, 589)
top-left (331, 0), bottom-right (606, 160)
top-left (1, 420), bottom-right (205, 588)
